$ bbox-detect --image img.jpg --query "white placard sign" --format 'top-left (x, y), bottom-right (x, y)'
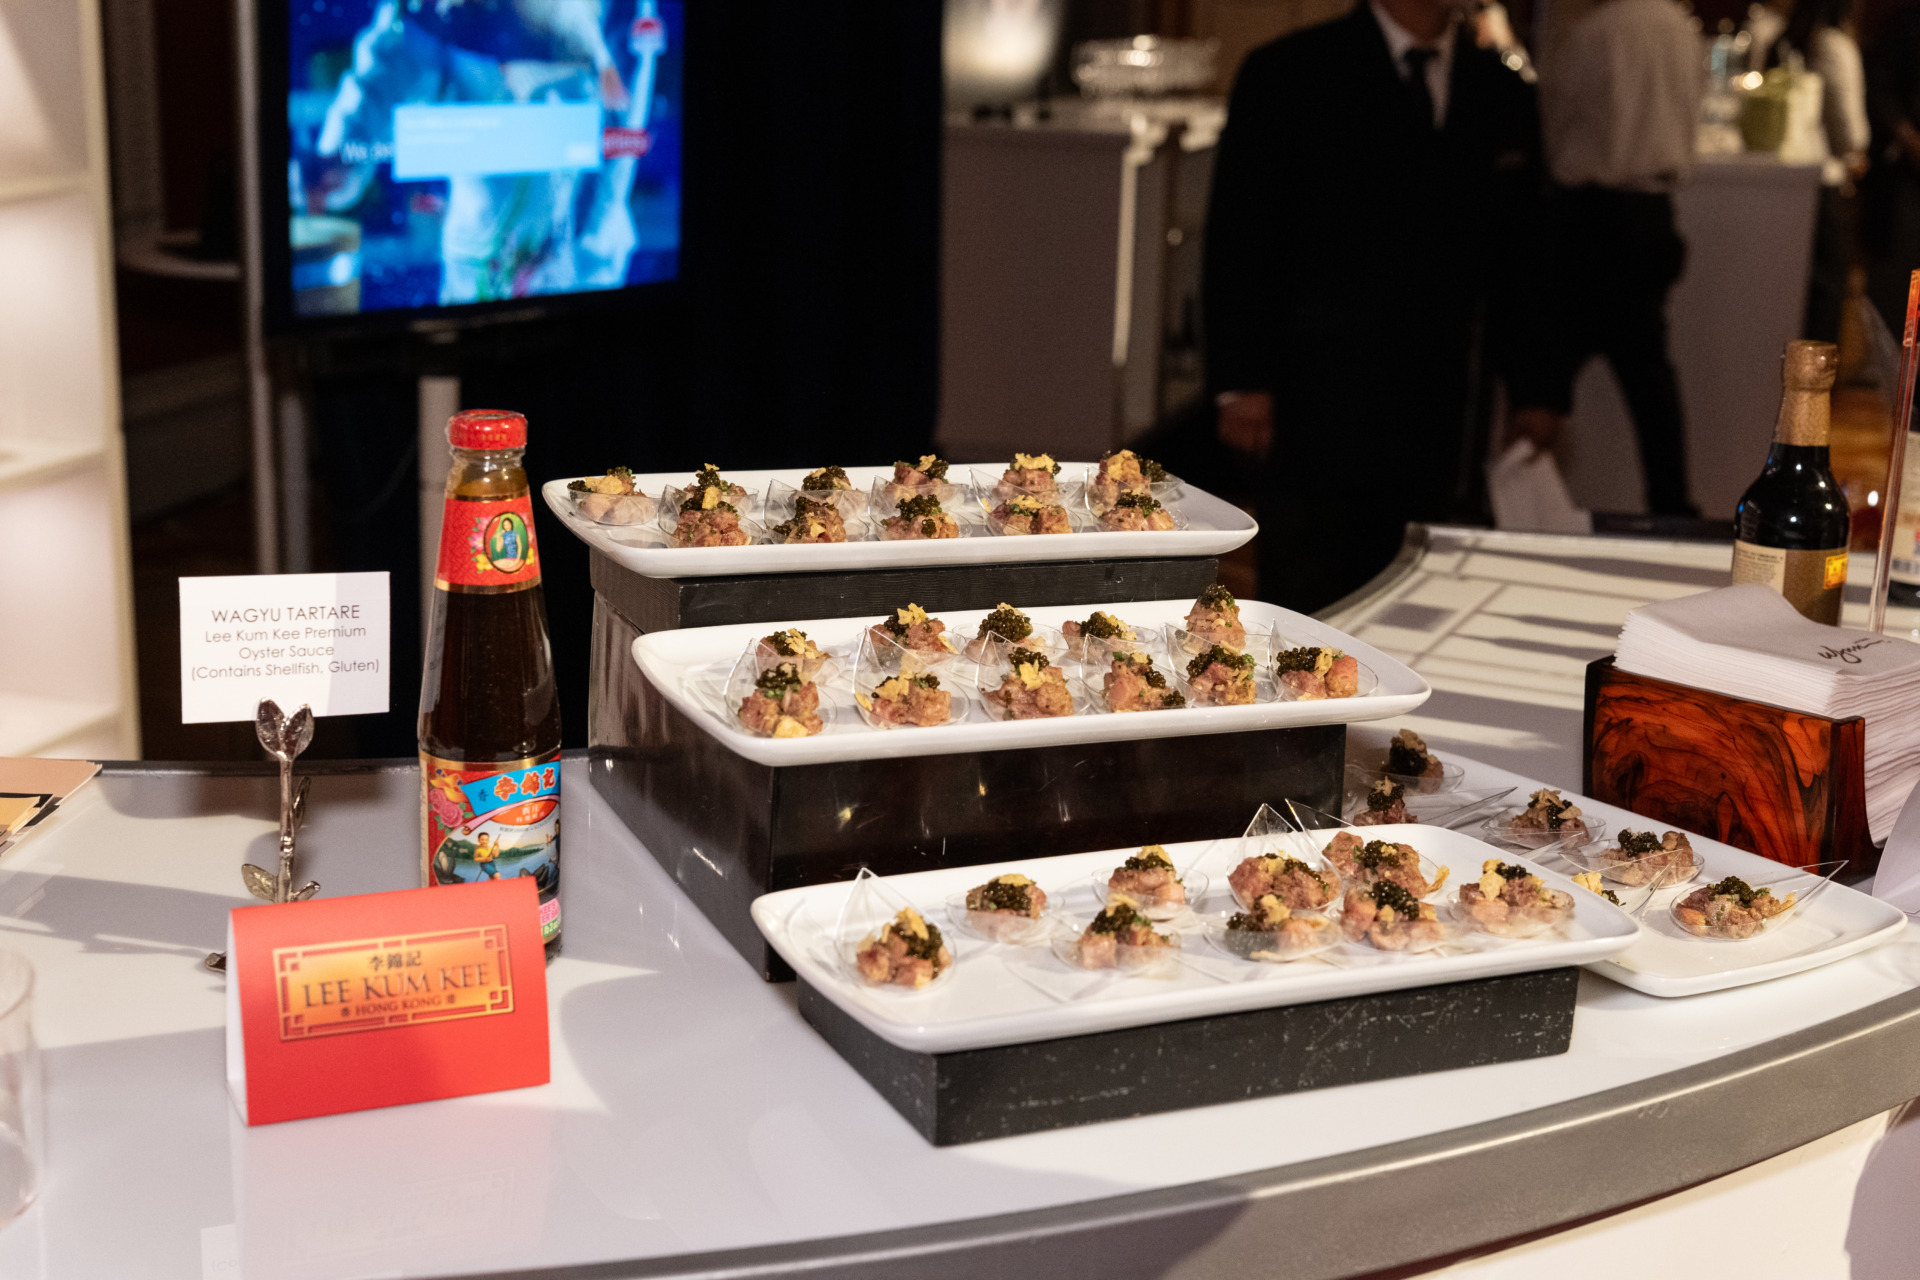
top-left (178, 573), bottom-right (390, 724)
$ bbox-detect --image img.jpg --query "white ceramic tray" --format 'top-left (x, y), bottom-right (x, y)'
top-left (1537, 837), bottom-right (1906, 997)
top-left (540, 463), bottom-right (1257, 578)
top-left (631, 599), bottom-right (1432, 766)
top-left (749, 824), bottom-right (1640, 1052)
top-left (1344, 738), bottom-right (1913, 998)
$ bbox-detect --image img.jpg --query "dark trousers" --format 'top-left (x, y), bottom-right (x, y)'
top-left (1256, 372), bottom-right (1467, 614)
top-left (1550, 186), bottom-right (1695, 517)
top-left (1804, 184), bottom-right (1851, 344)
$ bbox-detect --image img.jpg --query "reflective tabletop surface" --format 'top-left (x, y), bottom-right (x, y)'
top-left (6, 527), bottom-right (1919, 1279)
top-left (0, 754), bottom-right (1913, 1280)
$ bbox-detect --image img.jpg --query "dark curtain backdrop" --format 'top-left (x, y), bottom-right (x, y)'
top-left (305, 0), bottom-right (943, 758)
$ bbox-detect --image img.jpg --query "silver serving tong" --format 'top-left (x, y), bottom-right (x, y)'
top-left (204, 699), bottom-right (320, 973)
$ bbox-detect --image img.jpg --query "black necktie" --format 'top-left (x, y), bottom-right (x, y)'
top-left (1404, 47), bottom-right (1438, 130)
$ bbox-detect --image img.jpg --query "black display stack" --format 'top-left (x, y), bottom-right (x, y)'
top-left (582, 543), bottom-right (1581, 1142)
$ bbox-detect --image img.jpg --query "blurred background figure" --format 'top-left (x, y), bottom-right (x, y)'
top-left (1765, 0), bottom-right (1869, 343)
top-left (1537, 0), bottom-right (1704, 517)
top-left (1866, 2), bottom-right (1920, 333)
top-left (1746, 0), bottom-right (1791, 65)
top-left (1203, 0), bottom-right (1558, 614)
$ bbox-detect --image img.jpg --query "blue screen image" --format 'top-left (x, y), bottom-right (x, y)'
top-left (287, 1), bottom-right (682, 317)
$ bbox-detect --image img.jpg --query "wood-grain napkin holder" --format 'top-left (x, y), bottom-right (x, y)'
top-left (1582, 657), bottom-right (1878, 878)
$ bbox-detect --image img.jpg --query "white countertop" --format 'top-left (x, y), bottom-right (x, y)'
top-left (1, 526), bottom-right (1914, 1278)
top-left (0, 754), bottom-right (1913, 1280)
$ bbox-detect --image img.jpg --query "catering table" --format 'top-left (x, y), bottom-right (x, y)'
top-left (3, 527), bottom-right (1917, 1280)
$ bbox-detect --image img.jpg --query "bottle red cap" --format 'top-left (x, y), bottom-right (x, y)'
top-left (446, 409), bottom-right (527, 450)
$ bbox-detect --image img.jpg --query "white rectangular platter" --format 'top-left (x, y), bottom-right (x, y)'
top-left (631, 598), bottom-right (1432, 766)
top-left (1355, 742), bottom-right (1912, 998)
top-left (540, 462), bottom-right (1257, 578)
top-left (1548, 829), bottom-right (1906, 998)
top-left (750, 824), bottom-right (1641, 1053)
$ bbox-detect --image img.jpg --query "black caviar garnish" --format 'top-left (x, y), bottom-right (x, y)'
top-left (753, 663), bottom-right (803, 698)
top-left (1366, 780), bottom-right (1405, 812)
top-left (979, 604), bottom-right (1033, 642)
top-left (1355, 840), bottom-right (1406, 871)
top-left (1706, 876), bottom-right (1769, 908)
top-left (1368, 881), bottom-right (1421, 916)
top-left (1273, 646), bottom-right (1331, 675)
top-left (1187, 645), bottom-right (1254, 681)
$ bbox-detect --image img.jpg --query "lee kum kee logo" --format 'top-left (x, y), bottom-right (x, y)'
top-left (274, 926), bottom-right (513, 1041)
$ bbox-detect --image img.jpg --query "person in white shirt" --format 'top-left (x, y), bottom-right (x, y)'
top-left (1746, 0), bottom-right (1789, 68)
top-left (1533, 0), bottom-right (1705, 517)
top-left (1766, 0), bottom-right (1870, 342)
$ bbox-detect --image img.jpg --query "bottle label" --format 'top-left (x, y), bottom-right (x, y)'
top-left (1891, 442), bottom-right (1920, 587)
top-left (421, 750), bottom-right (562, 942)
top-left (435, 494), bottom-right (542, 592)
top-left (1731, 540), bottom-right (1847, 625)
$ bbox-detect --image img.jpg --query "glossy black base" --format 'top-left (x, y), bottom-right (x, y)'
top-left (588, 596), bottom-right (1347, 980)
top-left (588, 548), bottom-right (1223, 631)
top-left (798, 968), bottom-right (1580, 1145)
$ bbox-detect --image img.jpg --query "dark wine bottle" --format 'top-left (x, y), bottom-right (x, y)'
top-left (1731, 340), bottom-right (1850, 624)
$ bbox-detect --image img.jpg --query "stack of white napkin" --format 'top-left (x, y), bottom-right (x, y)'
top-left (1614, 584), bottom-right (1920, 842)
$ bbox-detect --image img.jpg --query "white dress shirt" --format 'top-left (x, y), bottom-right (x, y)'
top-left (1371, 1), bottom-right (1458, 128)
top-left (1541, 0), bottom-right (1704, 191)
top-left (1811, 26), bottom-right (1870, 183)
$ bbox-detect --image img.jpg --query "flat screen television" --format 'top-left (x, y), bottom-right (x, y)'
top-left (262, 0), bottom-right (683, 331)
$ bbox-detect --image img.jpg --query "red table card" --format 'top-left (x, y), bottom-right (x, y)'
top-left (226, 878), bottom-right (549, 1125)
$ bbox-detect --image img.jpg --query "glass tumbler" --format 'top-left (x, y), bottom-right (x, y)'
top-left (0, 947), bottom-right (41, 1228)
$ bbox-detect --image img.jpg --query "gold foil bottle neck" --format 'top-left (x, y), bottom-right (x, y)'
top-left (1783, 340), bottom-right (1839, 392)
top-left (1775, 339), bottom-right (1838, 446)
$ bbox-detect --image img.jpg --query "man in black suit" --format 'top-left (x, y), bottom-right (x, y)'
top-left (1204, 0), bottom-right (1559, 612)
